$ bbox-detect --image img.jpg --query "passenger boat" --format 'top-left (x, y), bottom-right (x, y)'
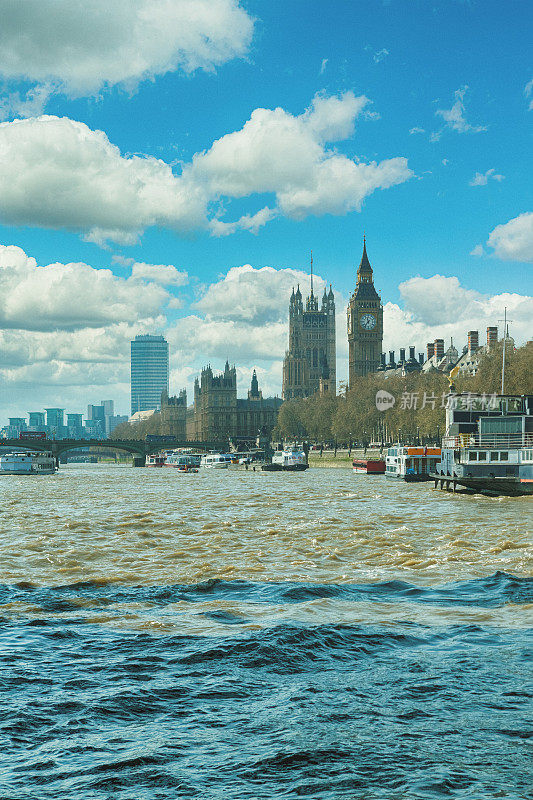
top-left (165, 452), bottom-right (200, 472)
top-left (0, 451), bottom-right (56, 475)
top-left (146, 453), bottom-right (165, 467)
top-left (433, 393), bottom-right (533, 496)
top-left (262, 449), bottom-right (308, 471)
top-left (200, 453), bottom-right (231, 469)
top-left (352, 458), bottom-right (386, 474)
top-left (385, 445), bottom-right (441, 481)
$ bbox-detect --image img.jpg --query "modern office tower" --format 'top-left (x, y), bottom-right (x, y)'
top-left (45, 408), bottom-right (64, 429)
top-left (87, 403), bottom-right (106, 436)
top-left (67, 413), bottom-right (84, 438)
top-left (28, 411), bottom-right (46, 429)
top-left (130, 334), bottom-right (169, 416)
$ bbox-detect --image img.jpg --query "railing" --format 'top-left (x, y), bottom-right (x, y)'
top-left (442, 433), bottom-right (533, 449)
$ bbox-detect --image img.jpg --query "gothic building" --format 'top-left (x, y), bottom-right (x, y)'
top-left (282, 258), bottom-right (336, 400)
top-left (186, 362), bottom-right (282, 443)
top-left (347, 238), bottom-right (383, 387)
top-left (160, 389), bottom-right (187, 439)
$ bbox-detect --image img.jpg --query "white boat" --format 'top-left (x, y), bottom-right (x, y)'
top-left (262, 449), bottom-right (308, 471)
top-left (200, 453), bottom-right (231, 469)
top-left (165, 452), bottom-right (201, 471)
top-left (0, 451), bottom-right (56, 475)
top-left (385, 445), bottom-right (441, 482)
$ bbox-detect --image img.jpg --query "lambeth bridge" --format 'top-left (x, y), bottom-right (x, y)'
top-left (1, 436), bottom-right (230, 464)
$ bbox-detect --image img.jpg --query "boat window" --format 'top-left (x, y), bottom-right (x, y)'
top-left (490, 452), bottom-right (499, 461)
top-left (468, 451), bottom-right (478, 461)
top-left (478, 452), bottom-right (487, 461)
top-left (499, 452), bottom-right (508, 461)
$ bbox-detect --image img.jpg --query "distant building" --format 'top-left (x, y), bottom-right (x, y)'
top-left (186, 363), bottom-right (282, 443)
top-left (67, 413), bottom-right (84, 438)
top-left (28, 412), bottom-right (46, 430)
top-left (282, 255), bottom-right (336, 400)
top-left (130, 334), bottom-right (169, 416)
top-left (347, 239), bottom-right (383, 387)
top-left (45, 408), bottom-right (66, 438)
top-left (378, 346), bottom-right (424, 376)
top-left (160, 390), bottom-right (187, 440)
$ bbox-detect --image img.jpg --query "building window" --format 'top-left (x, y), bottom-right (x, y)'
top-left (490, 452), bottom-right (499, 461)
top-left (468, 451), bottom-right (478, 461)
top-left (499, 452), bottom-right (508, 461)
top-left (478, 452), bottom-right (487, 461)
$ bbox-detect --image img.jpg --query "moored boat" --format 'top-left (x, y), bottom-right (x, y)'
top-left (262, 449), bottom-right (308, 471)
top-left (146, 453), bottom-right (166, 467)
top-left (433, 393), bottom-right (533, 496)
top-left (352, 458), bottom-right (386, 474)
top-left (165, 452), bottom-right (201, 472)
top-left (0, 451), bottom-right (56, 475)
top-left (385, 445), bottom-right (441, 481)
top-left (200, 453), bottom-right (231, 469)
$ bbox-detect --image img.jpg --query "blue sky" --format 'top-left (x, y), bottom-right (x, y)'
top-left (0, 0), bottom-right (531, 420)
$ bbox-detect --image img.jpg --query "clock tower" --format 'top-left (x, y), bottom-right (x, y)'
top-left (347, 238), bottom-right (383, 388)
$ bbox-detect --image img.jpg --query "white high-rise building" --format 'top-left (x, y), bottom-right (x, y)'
top-left (130, 335), bottom-right (169, 416)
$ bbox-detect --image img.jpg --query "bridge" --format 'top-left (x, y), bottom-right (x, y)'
top-left (0, 437), bottom-right (230, 464)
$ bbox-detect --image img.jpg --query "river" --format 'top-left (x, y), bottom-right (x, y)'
top-left (1, 464), bottom-right (531, 799)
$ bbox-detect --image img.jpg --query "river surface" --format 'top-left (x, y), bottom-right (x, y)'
top-left (1, 464), bottom-right (531, 799)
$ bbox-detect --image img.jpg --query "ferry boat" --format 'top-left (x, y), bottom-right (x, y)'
top-left (165, 452), bottom-right (201, 472)
top-left (433, 393), bottom-right (533, 496)
top-left (385, 445), bottom-right (441, 481)
top-left (352, 458), bottom-right (386, 475)
top-left (0, 451), bottom-right (56, 475)
top-left (146, 453), bottom-right (165, 467)
top-left (200, 453), bottom-right (231, 469)
top-left (262, 449), bottom-right (308, 471)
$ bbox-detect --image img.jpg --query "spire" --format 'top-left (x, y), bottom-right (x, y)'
top-left (356, 235), bottom-right (373, 286)
top-left (310, 251), bottom-right (314, 297)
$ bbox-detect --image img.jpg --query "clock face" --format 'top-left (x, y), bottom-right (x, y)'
top-left (360, 313), bottom-right (376, 330)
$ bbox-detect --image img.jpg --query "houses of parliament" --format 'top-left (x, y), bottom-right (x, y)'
top-left (282, 239), bottom-right (383, 399)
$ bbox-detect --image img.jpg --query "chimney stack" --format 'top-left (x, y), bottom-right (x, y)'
top-left (487, 326), bottom-right (498, 349)
top-left (409, 346), bottom-right (415, 361)
top-left (399, 347), bottom-right (406, 363)
top-left (389, 350), bottom-right (395, 366)
top-left (418, 353), bottom-right (424, 365)
top-left (468, 330), bottom-right (479, 352)
top-left (427, 342), bottom-right (435, 360)
top-left (434, 339), bottom-right (445, 360)
top-left (380, 352), bottom-right (386, 369)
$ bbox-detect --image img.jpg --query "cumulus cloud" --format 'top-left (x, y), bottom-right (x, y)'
top-left (434, 86), bottom-right (487, 138)
top-left (470, 244), bottom-right (484, 257)
top-left (409, 126), bottom-right (425, 135)
top-left (486, 212), bottom-right (533, 262)
top-left (0, 94), bottom-right (413, 244)
top-left (0, 83), bottom-right (53, 122)
top-left (469, 168), bottom-right (504, 186)
top-left (383, 275), bottom-right (532, 356)
top-left (0, 0), bottom-right (253, 104)
top-left (130, 262), bottom-right (189, 286)
top-left (0, 244), bottom-right (173, 331)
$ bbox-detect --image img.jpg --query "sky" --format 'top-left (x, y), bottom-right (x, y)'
top-left (0, 0), bottom-right (531, 422)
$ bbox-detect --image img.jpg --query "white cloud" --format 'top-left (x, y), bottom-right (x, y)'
top-left (0, 93), bottom-right (413, 244)
top-left (409, 126), bottom-right (425, 135)
top-left (0, 0), bottom-right (254, 103)
top-left (434, 86), bottom-right (487, 136)
top-left (373, 48), bottom-right (389, 64)
top-left (525, 78), bottom-right (533, 110)
top-left (470, 244), bottom-right (484, 257)
top-left (486, 212), bottom-right (533, 262)
top-left (130, 262), bottom-right (189, 286)
top-left (0, 83), bottom-right (53, 122)
top-left (469, 168), bottom-right (504, 186)
top-left (319, 58), bottom-right (328, 75)
top-left (0, 244), bottom-right (172, 331)
top-left (383, 276), bottom-right (532, 356)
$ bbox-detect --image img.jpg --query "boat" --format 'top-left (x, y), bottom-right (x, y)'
top-left (0, 451), bottom-right (56, 475)
top-left (352, 458), bottom-right (386, 474)
top-left (385, 445), bottom-right (441, 481)
top-left (262, 449), bottom-right (309, 471)
top-left (165, 452), bottom-right (201, 472)
top-left (200, 453), bottom-right (231, 469)
top-left (433, 393), bottom-right (533, 496)
top-left (146, 453), bottom-right (166, 467)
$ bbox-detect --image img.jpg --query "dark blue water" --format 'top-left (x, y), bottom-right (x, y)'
top-left (1, 573), bottom-right (531, 800)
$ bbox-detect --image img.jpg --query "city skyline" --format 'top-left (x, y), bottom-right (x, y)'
top-left (0, 0), bottom-right (531, 422)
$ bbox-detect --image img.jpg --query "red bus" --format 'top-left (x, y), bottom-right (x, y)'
top-left (19, 431), bottom-right (47, 440)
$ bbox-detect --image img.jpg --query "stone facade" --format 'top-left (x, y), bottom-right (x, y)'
top-left (282, 270), bottom-right (336, 400)
top-left (186, 363), bottom-right (282, 443)
top-left (347, 239), bottom-right (383, 387)
top-left (160, 389), bottom-right (187, 439)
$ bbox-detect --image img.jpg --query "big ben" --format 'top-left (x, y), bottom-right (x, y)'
top-left (347, 237), bottom-right (383, 387)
